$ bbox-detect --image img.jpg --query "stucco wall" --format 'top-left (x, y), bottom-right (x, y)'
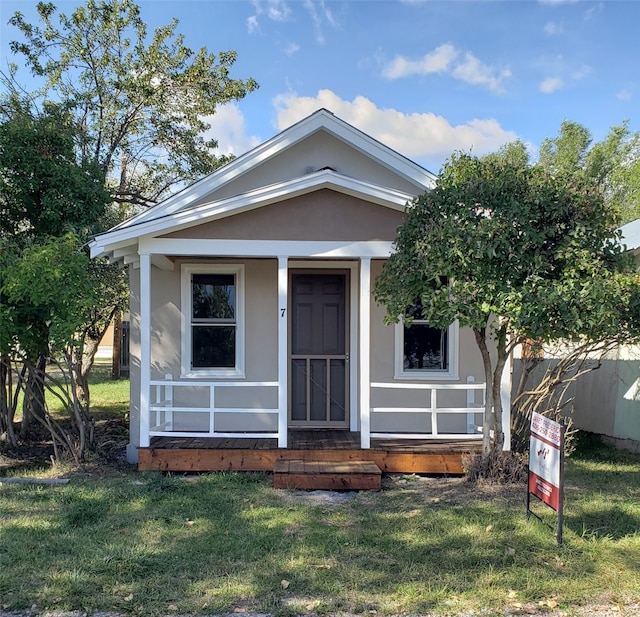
top-left (182, 131), bottom-right (422, 210)
top-left (161, 190), bottom-right (405, 242)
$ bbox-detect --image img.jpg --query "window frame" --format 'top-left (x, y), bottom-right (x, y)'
top-left (181, 263), bottom-right (245, 378)
top-left (394, 318), bottom-right (459, 380)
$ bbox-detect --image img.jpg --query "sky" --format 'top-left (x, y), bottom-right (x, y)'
top-left (1, 0), bottom-right (639, 175)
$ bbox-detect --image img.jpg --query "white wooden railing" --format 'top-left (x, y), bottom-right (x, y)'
top-left (149, 377), bottom-right (279, 439)
top-left (369, 378), bottom-right (485, 440)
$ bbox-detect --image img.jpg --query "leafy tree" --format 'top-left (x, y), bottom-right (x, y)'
top-left (7, 0), bottom-right (258, 208)
top-left (540, 120), bottom-right (640, 224)
top-left (1, 234), bottom-right (103, 458)
top-left (2, 0), bottom-right (258, 441)
top-left (0, 105), bottom-right (112, 450)
top-left (374, 149), bottom-right (640, 464)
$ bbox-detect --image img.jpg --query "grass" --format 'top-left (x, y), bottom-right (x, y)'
top-left (1, 376), bottom-right (639, 616)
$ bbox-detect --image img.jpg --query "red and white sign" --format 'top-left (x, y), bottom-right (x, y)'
top-left (528, 412), bottom-right (563, 511)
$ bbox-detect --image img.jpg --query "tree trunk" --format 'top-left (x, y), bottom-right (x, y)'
top-left (20, 355), bottom-right (47, 439)
top-left (473, 327), bottom-right (494, 465)
top-left (0, 354), bottom-right (18, 446)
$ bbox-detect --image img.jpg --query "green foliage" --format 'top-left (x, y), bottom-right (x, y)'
top-left (539, 120), bottom-right (640, 225)
top-left (375, 148), bottom-right (640, 456)
top-left (0, 104), bottom-right (109, 242)
top-left (376, 151), bottom-right (637, 342)
top-left (7, 0), bottom-right (259, 206)
top-left (1, 234), bottom-right (98, 358)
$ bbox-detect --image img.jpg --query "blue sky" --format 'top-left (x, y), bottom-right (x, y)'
top-left (1, 0), bottom-right (639, 175)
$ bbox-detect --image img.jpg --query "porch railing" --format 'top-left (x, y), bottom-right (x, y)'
top-left (369, 379), bottom-right (486, 440)
top-left (149, 378), bottom-right (279, 439)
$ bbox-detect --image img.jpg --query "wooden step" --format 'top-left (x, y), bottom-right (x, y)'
top-left (273, 459), bottom-right (381, 491)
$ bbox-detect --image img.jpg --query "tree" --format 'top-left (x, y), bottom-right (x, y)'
top-left (0, 104), bottom-right (112, 452)
top-left (540, 120), bottom-right (640, 224)
top-left (7, 0), bottom-right (258, 208)
top-left (1, 234), bottom-right (106, 459)
top-left (374, 148), bottom-right (640, 464)
top-left (2, 0), bottom-right (258, 425)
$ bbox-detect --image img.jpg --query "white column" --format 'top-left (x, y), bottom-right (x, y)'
top-left (139, 252), bottom-right (151, 448)
top-left (359, 258), bottom-right (371, 449)
top-left (277, 257), bottom-right (288, 448)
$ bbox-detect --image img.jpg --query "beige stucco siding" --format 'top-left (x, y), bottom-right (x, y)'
top-left (161, 190), bottom-right (406, 242)
top-left (183, 131), bottom-right (422, 210)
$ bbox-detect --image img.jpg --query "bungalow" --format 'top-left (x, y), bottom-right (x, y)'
top-left (90, 109), bottom-right (510, 479)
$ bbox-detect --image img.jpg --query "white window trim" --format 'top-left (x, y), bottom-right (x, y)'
top-left (181, 263), bottom-right (245, 379)
top-left (394, 319), bottom-right (459, 380)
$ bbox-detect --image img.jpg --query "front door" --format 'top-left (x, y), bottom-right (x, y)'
top-left (290, 272), bottom-right (349, 427)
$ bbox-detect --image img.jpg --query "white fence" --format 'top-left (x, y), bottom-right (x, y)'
top-left (370, 379), bottom-right (485, 440)
top-left (149, 377), bottom-right (279, 439)
top-left (147, 376), bottom-right (486, 443)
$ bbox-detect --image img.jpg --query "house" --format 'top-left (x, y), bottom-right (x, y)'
top-left (89, 109), bottom-right (510, 478)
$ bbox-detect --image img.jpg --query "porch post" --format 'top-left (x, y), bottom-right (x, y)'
top-left (139, 252), bottom-right (151, 448)
top-left (360, 257), bottom-right (371, 449)
top-left (277, 256), bottom-right (288, 448)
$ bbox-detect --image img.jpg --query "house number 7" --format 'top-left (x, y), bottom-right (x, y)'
top-left (280, 308), bottom-right (286, 317)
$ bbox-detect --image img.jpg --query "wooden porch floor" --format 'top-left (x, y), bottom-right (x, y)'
top-left (138, 430), bottom-right (481, 475)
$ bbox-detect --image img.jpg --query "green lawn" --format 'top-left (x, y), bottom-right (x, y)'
top-left (0, 374), bottom-right (639, 616)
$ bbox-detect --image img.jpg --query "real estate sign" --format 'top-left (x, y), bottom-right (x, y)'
top-left (528, 412), bottom-right (563, 511)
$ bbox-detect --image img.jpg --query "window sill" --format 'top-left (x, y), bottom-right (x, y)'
top-left (393, 371), bottom-right (459, 381)
top-left (181, 369), bottom-right (246, 380)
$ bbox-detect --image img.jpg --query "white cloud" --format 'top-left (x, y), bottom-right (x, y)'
top-left (272, 89), bottom-right (520, 170)
top-left (303, 0), bottom-right (339, 45)
top-left (285, 42), bottom-right (300, 56)
top-left (544, 21), bottom-right (564, 35)
top-left (201, 104), bottom-right (262, 157)
top-left (248, 0), bottom-right (292, 33)
top-left (453, 52), bottom-right (512, 94)
top-left (382, 44), bottom-right (510, 94)
top-left (571, 64), bottom-right (591, 80)
top-left (247, 15), bottom-right (259, 34)
top-left (617, 89), bottom-right (632, 101)
top-left (382, 44), bottom-right (458, 78)
top-left (539, 77), bottom-right (564, 93)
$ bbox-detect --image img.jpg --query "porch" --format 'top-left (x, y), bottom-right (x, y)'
top-left (137, 429), bottom-right (481, 475)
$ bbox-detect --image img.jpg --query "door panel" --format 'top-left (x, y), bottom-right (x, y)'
top-left (290, 273), bottom-right (348, 427)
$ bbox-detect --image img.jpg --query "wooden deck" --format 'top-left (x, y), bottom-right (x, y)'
top-left (138, 430), bottom-right (480, 475)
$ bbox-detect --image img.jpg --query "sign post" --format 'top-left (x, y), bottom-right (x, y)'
top-left (526, 412), bottom-right (565, 544)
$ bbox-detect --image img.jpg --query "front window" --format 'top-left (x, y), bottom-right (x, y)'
top-left (191, 273), bottom-right (236, 368)
top-left (395, 298), bottom-right (458, 379)
top-left (403, 299), bottom-right (448, 371)
top-left (181, 264), bottom-right (244, 377)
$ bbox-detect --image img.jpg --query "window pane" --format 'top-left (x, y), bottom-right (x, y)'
top-left (192, 274), bottom-right (235, 320)
top-left (404, 323), bottom-right (448, 371)
top-left (192, 326), bottom-right (235, 368)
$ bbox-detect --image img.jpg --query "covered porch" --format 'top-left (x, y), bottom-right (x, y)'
top-left (137, 429), bottom-right (482, 475)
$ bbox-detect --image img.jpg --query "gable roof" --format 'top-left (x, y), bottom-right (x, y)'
top-left (90, 109), bottom-right (436, 262)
